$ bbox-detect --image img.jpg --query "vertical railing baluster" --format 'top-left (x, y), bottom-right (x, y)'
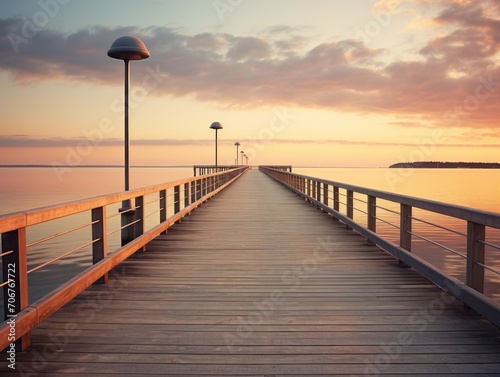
top-left (400, 204), bottom-right (412, 266)
top-left (333, 186), bottom-right (339, 221)
top-left (190, 181), bottom-right (196, 204)
top-left (134, 195), bottom-right (144, 240)
top-left (316, 181), bottom-right (321, 205)
top-left (466, 221), bottom-right (485, 293)
top-left (323, 183), bottom-right (329, 207)
top-left (367, 196), bottom-right (376, 246)
top-left (184, 182), bottom-right (190, 208)
top-left (160, 189), bottom-right (167, 234)
top-left (92, 206), bottom-right (108, 283)
top-left (2, 228), bottom-right (29, 351)
top-left (174, 185), bottom-right (180, 214)
top-left (346, 190), bottom-right (354, 229)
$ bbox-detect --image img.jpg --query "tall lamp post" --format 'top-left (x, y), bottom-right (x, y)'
top-left (234, 142), bottom-right (240, 167)
top-left (240, 150), bottom-right (244, 166)
top-left (244, 154), bottom-right (249, 165)
top-left (107, 36), bottom-right (150, 244)
top-left (210, 121), bottom-right (223, 169)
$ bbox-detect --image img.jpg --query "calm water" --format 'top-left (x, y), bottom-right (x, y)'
top-left (0, 166), bottom-right (499, 305)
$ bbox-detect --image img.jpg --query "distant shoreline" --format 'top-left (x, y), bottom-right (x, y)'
top-left (389, 161), bottom-right (500, 169)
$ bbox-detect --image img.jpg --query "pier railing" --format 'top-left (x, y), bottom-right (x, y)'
top-left (193, 165), bottom-right (241, 176)
top-left (0, 166), bottom-right (249, 351)
top-left (259, 166), bottom-right (500, 327)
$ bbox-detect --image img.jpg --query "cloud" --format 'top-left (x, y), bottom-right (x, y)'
top-left (0, 1), bottom-right (499, 129)
top-left (1, 135), bottom-right (498, 149)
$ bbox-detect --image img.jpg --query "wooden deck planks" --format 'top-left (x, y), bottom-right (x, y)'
top-left (2, 169), bottom-right (500, 376)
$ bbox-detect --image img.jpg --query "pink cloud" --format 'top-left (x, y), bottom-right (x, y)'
top-left (0, 1), bottom-right (499, 130)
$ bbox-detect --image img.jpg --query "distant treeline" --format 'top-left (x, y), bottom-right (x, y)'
top-left (389, 161), bottom-right (500, 169)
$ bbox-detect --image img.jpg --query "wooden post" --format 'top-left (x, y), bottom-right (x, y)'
top-left (120, 200), bottom-right (135, 246)
top-left (316, 181), bottom-right (321, 205)
top-left (2, 228), bottom-right (29, 351)
top-left (184, 182), bottom-right (190, 208)
top-left (346, 190), bottom-right (354, 229)
top-left (174, 185), bottom-right (180, 214)
top-left (134, 195), bottom-right (144, 241)
top-left (466, 221), bottom-right (485, 293)
top-left (160, 189), bottom-right (167, 234)
top-left (367, 195), bottom-right (376, 246)
top-left (190, 181), bottom-right (196, 204)
top-left (399, 204), bottom-right (412, 266)
top-left (196, 179), bottom-right (202, 201)
top-left (323, 184), bottom-right (329, 207)
top-left (92, 207), bottom-right (108, 283)
top-left (333, 186), bottom-right (339, 221)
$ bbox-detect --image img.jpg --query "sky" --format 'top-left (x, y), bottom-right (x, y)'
top-left (0, 0), bottom-right (499, 167)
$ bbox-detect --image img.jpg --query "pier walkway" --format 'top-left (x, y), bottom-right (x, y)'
top-left (4, 169), bottom-right (500, 375)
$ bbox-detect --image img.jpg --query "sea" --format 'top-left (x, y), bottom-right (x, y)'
top-left (1, 166), bottom-right (499, 306)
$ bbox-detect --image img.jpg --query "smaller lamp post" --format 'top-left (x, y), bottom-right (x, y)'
top-left (234, 142), bottom-right (240, 167)
top-left (210, 121), bottom-right (223, 169)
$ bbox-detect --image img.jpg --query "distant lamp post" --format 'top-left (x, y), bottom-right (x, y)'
top-left (107, 36), bottom-right (150, 244)
top-left (244, 154), bottom-right (249, 165)
top-left (240, 150), bottom-right (244, 166)
top-left (210, 121), bottom-right (223, 168)
top-left (234, 142), bottom-right (240, 167)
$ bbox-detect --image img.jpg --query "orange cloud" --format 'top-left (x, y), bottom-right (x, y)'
top-left (0, 1), bottom-right (499, 131)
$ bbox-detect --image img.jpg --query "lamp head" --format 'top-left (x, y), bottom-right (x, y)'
top-left (108, 36), bottom-right (150, 61)
top-left (210, 121), bottom-right (223, 130)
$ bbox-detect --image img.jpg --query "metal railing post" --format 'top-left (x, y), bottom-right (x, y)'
top-left (92, 206), bottom-right (108, 283)
top-left (400, 204), bottom-right (412, 266)
top-left (2, 228), bottom-right (29, 351)
top-left (466, 221), bottom-right (486, 293)
top-left (367, 195), bottom-right (376, 246)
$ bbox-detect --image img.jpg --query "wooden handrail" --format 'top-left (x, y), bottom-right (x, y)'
top-left (259, 166), bottom-right (500, 327)
top-left (0, 167), bottom-right (249, 351)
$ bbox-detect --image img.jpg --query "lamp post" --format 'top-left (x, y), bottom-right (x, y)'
top-left (234, 142), bottom-right (240, 167)
top-left (210, 121), bottom-right (223, 169)
top-left (244, 154), bottom-right (249, 165)
top-left (240, 150), bottom-right (244, 166)
top-left (107, 36), bottom-right (150, 245)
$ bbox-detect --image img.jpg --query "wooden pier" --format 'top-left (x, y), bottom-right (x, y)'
top-left (2, 169), bottom-right (500, 375)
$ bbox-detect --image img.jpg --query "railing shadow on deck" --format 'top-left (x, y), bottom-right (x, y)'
top-left (259, 166), bottom-right (500, 328)
top-left (0, 166), bottom-right (249, 351)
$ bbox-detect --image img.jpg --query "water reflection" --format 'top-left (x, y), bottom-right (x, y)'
top-left (296, 168), bottom-right (500, 304)
top-left (0, 167), bottom-right (499, 311)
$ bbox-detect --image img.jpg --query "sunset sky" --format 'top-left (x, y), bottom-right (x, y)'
top-left (0, 0), bottom-right (499, 167)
